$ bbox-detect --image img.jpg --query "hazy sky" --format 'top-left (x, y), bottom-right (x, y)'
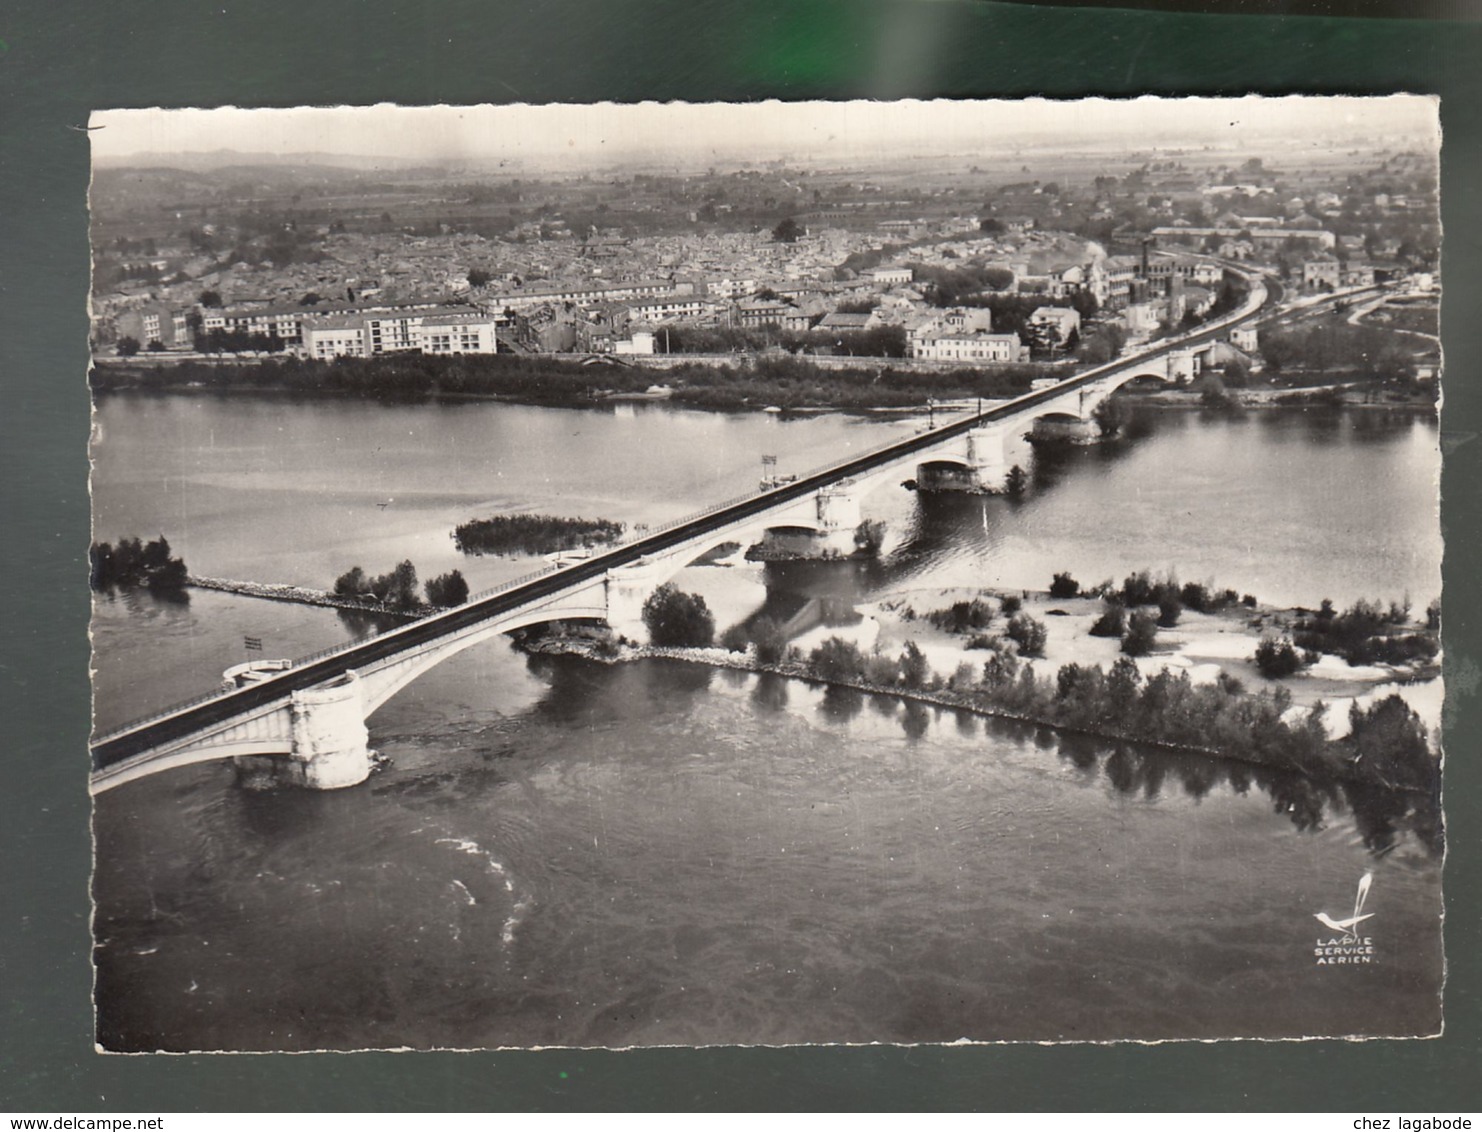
top-left (90, 96), bottom-right (1439, 166)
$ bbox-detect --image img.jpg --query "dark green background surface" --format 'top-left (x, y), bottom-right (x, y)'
top-left (3, 0), bottom-right (1478, 1112)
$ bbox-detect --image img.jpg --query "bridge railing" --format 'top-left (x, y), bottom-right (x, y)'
top-left (286, 561), bottom-right (585, 666)
top-left (91, 683), bottom-right (260, 743)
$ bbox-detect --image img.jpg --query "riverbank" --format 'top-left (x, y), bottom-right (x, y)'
top-left (516, 583), bottom-right (1440, 795)
top-left (93, 355), bottom-right (1437, 419)
top-left (1126, 386), bottom-right (1437, 411)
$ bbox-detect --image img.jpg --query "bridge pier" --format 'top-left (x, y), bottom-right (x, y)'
top-left (748, 480), bottom-right (868, 559)
top-left (1030, 414), bottom-right (1101, 444)
top-left (916, 425), bottom-right (1012, 493)
top-left (233, 670), bottom-right (374, 790)
top-left (605, 557), bottom-right (669, 641)
top-left (1168, 348), bottom-right (1200, 383)
top-left (812, 480), bottom-right (867, 556)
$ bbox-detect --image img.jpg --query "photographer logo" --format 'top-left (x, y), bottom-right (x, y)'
top-left (1314, 872), bottom-right (1376, 966)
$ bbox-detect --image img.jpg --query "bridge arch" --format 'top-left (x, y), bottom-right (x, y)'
top-left (359, 595), bottom-right (611, 715)
top-left (91, 738), bottom-right (297, 794)
top-left (360, 523), bottom-right (784, 717)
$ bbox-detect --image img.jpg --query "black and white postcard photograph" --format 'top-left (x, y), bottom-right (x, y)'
top-left (86, 95), bottom-right (1443, 1052)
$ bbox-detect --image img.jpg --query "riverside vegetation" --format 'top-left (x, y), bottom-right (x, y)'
top-left (533, 570), bottom-right (1440, 800)
top-left (93, 350), bottom-right (1060, 413)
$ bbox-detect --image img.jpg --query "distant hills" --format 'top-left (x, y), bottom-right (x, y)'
top-left (92, 149), bottom-right (449, 175)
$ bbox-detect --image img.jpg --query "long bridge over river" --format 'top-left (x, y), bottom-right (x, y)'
top-left (90, 265), bottom-right (1281, 794)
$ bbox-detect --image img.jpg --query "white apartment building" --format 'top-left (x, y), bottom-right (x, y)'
top-left (492, 279), bottom-right (686, 312)
top-left (418, 311), bottom-right (500, 354)
top-left (299, 306), bottom-right (500, 359)
top-left (911, 331), bottom-right (1025, 363)
top-left (870, 267), bottom-right (914, 286)
top-left (626, 297), bottom-right (712, 324)
top-left (303, 315), bottom-right (368, 359)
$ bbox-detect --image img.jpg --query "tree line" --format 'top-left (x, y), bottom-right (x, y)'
top-left (94, 350), bottom-right (1059, 413)
top-left (910, 262), bottom-right (1018, 305)
top-left (730, 626), bottom-right (1435, 795)
top-left (657, 324), bottom-right (910, 359)
top-left (547, 575), bottom-right (1440, 796)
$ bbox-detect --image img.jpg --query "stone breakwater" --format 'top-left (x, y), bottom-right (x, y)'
top-left (187, 575), bottom-right (424, 618)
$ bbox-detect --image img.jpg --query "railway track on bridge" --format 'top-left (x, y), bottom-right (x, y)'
top-left (91, 264), bottom-right (1283, 777)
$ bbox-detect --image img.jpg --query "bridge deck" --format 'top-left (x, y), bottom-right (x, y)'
top-left (90, 267), bottom-right (1283, 773)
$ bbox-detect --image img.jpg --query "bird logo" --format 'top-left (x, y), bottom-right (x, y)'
top-left (1314, 872), bottom-right (1375, 940)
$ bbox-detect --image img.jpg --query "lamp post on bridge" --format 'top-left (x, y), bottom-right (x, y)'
top-left (760, 453), bottom-right (778, 490)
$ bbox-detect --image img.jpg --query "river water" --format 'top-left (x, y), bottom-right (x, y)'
top-left (90, 392), bottom-right (1444, 1049)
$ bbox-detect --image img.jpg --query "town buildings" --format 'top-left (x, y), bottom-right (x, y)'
top-left (1302, 255), bottom-right (1342, 291)
top-left (909, 307), bottom-right (1027, 363)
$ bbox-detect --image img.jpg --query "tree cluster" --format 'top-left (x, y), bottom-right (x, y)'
top-left (194, 328), bottom-right (287, 355)
top-left (333, 560), bottom-right (422, 612)
top-left (90, 535), bottom-right (188, 593)
top-left (424, 569), bottom-right (470, 608)
top-left (453, 514), bottom-right (624, 557)
top-left (1076, 323), bottom-right (1127, 366)
top-left (1004, 612), bottom-right (1048, 657)
top-left (721, 615), bottom-right (789, 664)
top-left (1348, 695), bottom-right (1436, 792)
top-left (1292, 598), bottom-right (1438, 667)
top-left (1120, 610), bottom-right (1160, 657)
top-left (926, 598), bottom-right (995, 635)
top-left (910, 263), bottom-right (1017, 305)
top-left (1087, 571), bottom-right (1243, 656)
top-left (1259, 322), bottom-right (1417, 383)
top-left (771, 218), bottom-right (804, 244)
top-left (1048, 572), bottom-right (1081, 599)
top-left (641, 584), bottom-right (716, 647)
top-left (1255, 637), bottom-right (1306, 679)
